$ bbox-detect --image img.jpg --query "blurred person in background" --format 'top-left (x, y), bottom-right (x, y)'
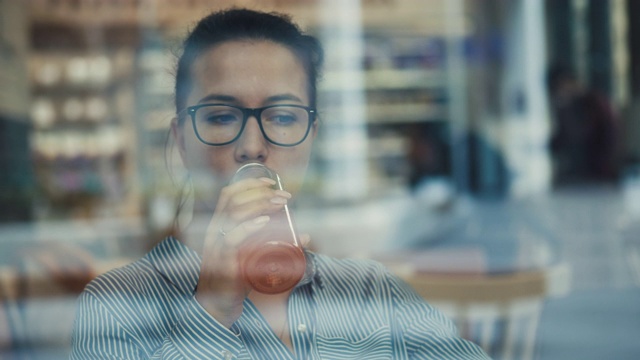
top-left (390, 123), bottom-right (512, 251)
top-left (385, 122), bottom-right (554, 275)
top-left (70, 8), bottom-right (488, 359)
top-left (547, 64), bottom-right (620, 186)
top-left (391, 123), bottom-right (471, 250)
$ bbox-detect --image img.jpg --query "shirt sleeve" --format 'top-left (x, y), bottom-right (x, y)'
top-left (70, 292), bottom-right (142, 359)
top-left (384, 270), bottom-right (491, 359)
top-left (70, 291), bottom-right (244, 360)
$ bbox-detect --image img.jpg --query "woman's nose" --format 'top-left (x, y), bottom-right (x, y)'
top-left (234, 116), bottom-right (268, 162)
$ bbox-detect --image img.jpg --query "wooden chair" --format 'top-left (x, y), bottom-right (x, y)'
top-left (0, 266), bottom-right (21, 352)
top-left (0, 251), bottom-right (133, 354)
top-left (400, 267), bottom-right (567, 360)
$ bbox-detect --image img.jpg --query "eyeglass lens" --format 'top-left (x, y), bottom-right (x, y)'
top-left (193, 105), bottom-right (310, 145)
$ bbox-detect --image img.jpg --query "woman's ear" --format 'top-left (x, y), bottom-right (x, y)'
top-left (171, 117), bottom-right (188, 165)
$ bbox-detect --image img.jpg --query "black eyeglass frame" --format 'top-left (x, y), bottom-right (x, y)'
top-left (182, 103), bottom-right (317, 147)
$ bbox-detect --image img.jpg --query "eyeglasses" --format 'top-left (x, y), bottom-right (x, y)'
top-left (183, 104), bottom-right (316, 147)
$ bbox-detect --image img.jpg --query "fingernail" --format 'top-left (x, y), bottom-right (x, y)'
top-left (275, 190), bottom-right (292, 198)
top-left (270, 197), bottom-right (288, 205)
top-left (253, 216), bottom-right (270, 225)
top-left (259, 177), bottom-right (276, 185)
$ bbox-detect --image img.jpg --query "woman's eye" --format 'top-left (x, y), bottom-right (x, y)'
top-left (206, 113), bottom-right (238, 124)
top-left (268, 114), bottom-right (298, 125)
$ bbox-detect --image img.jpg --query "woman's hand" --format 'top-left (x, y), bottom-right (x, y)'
top-left (194, 177), bottom-right (292, 328)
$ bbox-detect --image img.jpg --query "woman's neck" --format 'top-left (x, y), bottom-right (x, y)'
top-left (249, 290), bottom-right (294, 352)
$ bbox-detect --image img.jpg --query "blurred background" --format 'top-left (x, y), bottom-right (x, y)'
top-left (1, 0), bottom-right (639, 359)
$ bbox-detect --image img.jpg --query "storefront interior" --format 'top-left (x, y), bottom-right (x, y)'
top-left (1, 0), bottom-right (639, 359)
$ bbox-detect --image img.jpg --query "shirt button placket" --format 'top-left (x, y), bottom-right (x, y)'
top-left (297, 323), bottom-right (307, 333)
top-left (222, 350), bottom-right (233, 360)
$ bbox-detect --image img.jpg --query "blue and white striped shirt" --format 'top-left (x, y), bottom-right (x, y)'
top-left (71, 237), bottom-right (489, 359)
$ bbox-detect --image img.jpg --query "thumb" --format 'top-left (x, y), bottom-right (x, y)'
top-left (299, 233), bottom-right (311, 248)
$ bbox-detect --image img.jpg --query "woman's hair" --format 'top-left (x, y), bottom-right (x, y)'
top-left (174, 8), bottom-right (324, 119)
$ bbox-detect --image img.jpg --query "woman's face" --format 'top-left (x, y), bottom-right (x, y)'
top-left (173, 40), bottom-right (317, 208)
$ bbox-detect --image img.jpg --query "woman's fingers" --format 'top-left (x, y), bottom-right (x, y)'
top-left (227, 182), bottom-right (290, 208)
top-left (215, 177), bottom-right (273, 213)
top-left (213, 178), bottom-right (290, 233)
top-left (218, 177), bottom-right (275, 204)
top-left (226, 191), bottom-right (290, 223)
top-left (223, 215), bottom-right (271, 247)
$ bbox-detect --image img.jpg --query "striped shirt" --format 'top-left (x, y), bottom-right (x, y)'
top-left (71, 237), bottom-right (489, 359)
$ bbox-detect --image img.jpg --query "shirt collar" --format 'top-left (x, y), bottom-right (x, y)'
top-left (304, 251), bottom-right (324, 290)
top-left (146, 236), bottom-right (201, 295)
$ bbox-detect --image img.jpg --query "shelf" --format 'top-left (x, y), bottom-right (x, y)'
top-left (321, 68), bottom-right (446, 92)
top-left (367, 103), bottom-right (447, 124)
top-left (367, 136), bottom-right (408, 158)
top-left (317, 134), bottom-right (407, 160)
top-left (320, 102), bottom-right (446, 126)
top-left (30, 96), bottom-right (119, 129)
top-left (32, 120), bottom-right (115, 131)
top-left (30, 82), bottom-right (123, 97)
top-left (318, 29), bottom-right (451, 208)
top-left (28, 51), bottom-right (135, 89)
top-left (31, 129), bottom-right (127, 159)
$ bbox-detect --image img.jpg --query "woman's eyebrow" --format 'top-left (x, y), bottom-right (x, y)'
top-left (197, 94), bottom-right (304, 105)
top-left (198, 94), bottom-right (238, 104)
top-left (264, 94), bottom-right (304, 104)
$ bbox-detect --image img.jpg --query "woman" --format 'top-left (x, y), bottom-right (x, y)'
top-left (71, 8), bottom-right (488, 359)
